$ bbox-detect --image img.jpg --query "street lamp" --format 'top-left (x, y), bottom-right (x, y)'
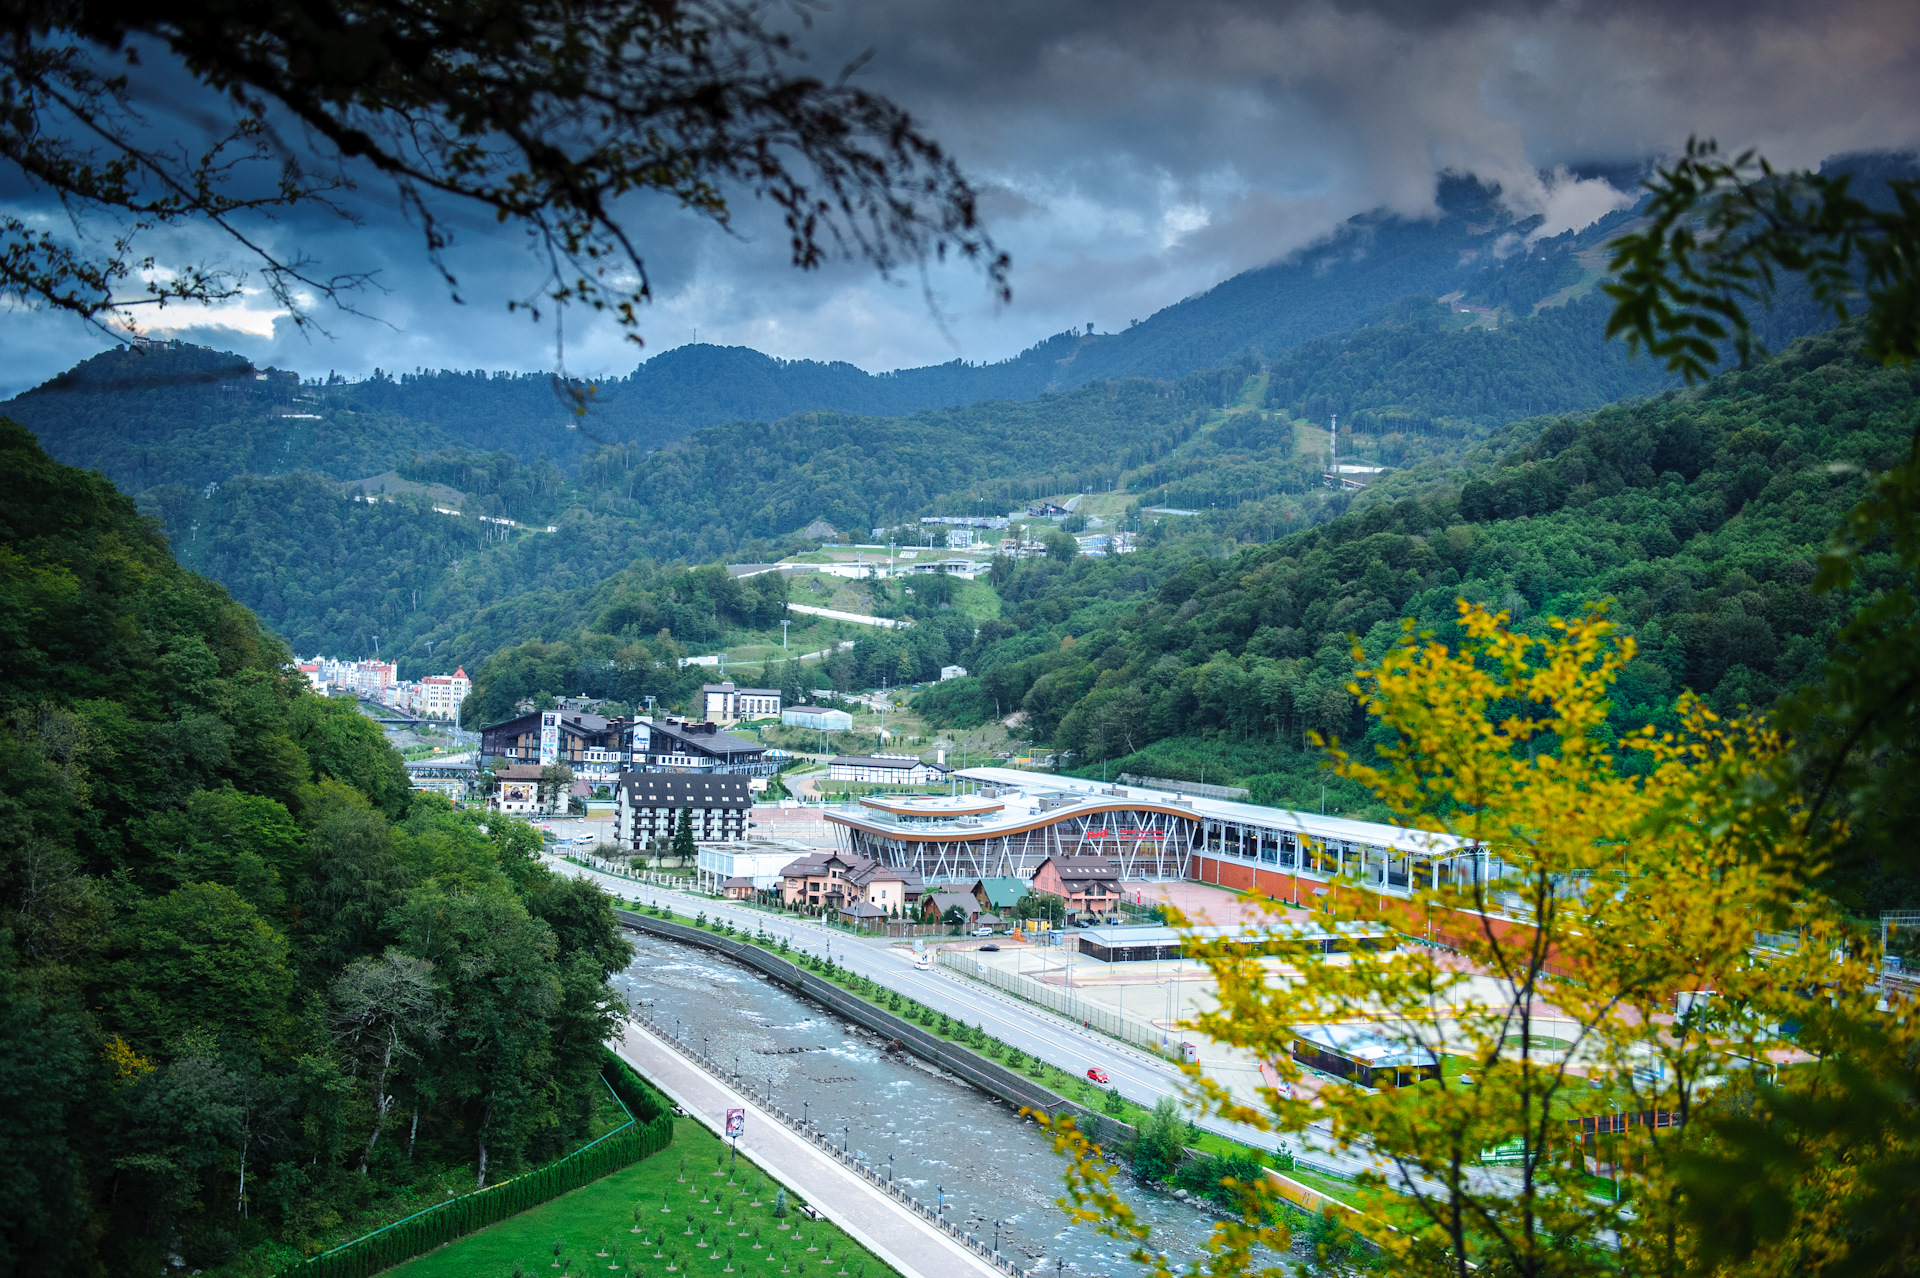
top-left (887, 1154), bottom-right (894, 1185)
top-left (994, 1220), bottom-right (1001, 1256)
top-left (803, 1100), bottom-right (809, 1128)
top-left (843, 1121), bottom-right (849, 1154)
top-left (936, 1185), bottom-right (944, 1223)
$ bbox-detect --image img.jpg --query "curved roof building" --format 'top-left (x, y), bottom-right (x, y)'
top-left (825, 767), bottom-right (1474, 898)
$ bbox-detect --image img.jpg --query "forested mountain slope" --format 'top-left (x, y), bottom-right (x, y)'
top-left (93, 294), bottom-right (1839, 678)
top-left (915, 330), bottom-right (1918, 912)
top-left (0, 420), bottom-right (634, 1275)
top-left (133, 367), bottom-right (1238, 661)
top-left (6, 164), bottom-right (1883, 684)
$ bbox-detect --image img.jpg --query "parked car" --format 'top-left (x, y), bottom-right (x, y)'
top-left (573, 833), bottom-right (595, 844)
top-left (971, 927), bottom-right (994, 937)
top-left (979, 944), bottom-right (1000, 952)
top-left (1086, 1067), bottom-right (1110, 1085)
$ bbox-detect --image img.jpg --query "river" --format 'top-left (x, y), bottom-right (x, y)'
top-left (615, 932), bottom-right (1233, 1277)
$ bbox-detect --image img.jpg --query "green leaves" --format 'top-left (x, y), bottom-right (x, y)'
top-left (1, 424), bottom-right (653, 1271)
top-left (1604, 139), bottom-right (1920, 381)
top-left (106, 882), bottom-right (294, 1052)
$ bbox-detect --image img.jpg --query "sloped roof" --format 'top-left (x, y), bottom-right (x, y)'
top-left (1043, 854), bottom-right (1118, 881)
top-left (847, 859), bottom-right (919, 889)
top-left (972, 877), bottom-right (1028, 908)
top-left (777, 850), bottom-right (857, 878)
top-left (615, 773), bottom-right (753, 808)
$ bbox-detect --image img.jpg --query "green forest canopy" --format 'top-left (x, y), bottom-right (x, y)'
top-left (0, 419), bottom-right (634, 1275)
top-left (912, 329), bottom-right (1920, 907)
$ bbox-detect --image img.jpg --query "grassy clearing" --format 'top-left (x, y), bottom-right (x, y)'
top-left (946, 577), bottom-right (1001, 621)
top-left (384, 1117), bottom-right (899, 1278)
top-left (1278, 1164), bottom-right (1370, 1209)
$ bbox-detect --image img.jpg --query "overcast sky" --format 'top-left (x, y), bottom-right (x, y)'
top-left (4, 0), bottom-right (1917, 397)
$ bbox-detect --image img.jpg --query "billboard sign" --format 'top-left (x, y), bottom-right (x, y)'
top-left (539, 711), bottom-right (559, 766)
top-left (724, 1108), bottom-right (745, 1139)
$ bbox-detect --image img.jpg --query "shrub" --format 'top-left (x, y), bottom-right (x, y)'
top-left (1173, 1152), bottom-right (1216, 1194)
top-left (773, 1190), bottom-right (788, 1219)
top-left (1298, 1206), bottom-right (1374, 1265)
top-left (1132, 1097), bottom-right (1185, 1181)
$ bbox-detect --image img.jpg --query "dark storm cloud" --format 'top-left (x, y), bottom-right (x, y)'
top-left (4, 0), bottom-right (1917, 394)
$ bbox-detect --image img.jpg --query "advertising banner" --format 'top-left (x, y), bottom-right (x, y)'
top-left (539, 711), bottom-right (559, 766)
top-left (724, 1108), bottom-right (745, 1139)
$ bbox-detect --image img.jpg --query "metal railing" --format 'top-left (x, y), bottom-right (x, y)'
top-left (1290, 1150), bottom-right (1363, 1183)
top-left (630, 1009), bottom-right (1024, 1275)
top-left (936, 949), bottom-right (1176, 1055)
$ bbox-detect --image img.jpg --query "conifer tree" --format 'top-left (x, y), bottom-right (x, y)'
top-left (672, 808), bottom-right (697, 862)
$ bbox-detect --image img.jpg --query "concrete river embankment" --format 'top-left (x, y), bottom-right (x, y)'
top-left (615, 929), bottom-right (1225, 1277)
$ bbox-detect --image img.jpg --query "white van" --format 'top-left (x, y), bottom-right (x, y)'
top-left (573, 833), bottom-right (596, 845)
top-left (913, 950), bottom-right (933, 971)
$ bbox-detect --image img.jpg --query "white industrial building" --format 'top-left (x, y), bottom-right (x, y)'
top-left (827, 754), bottom-right (952, 785)
top-left (783, 705), bottom-right (854, 731)
top-left (694, 839), bottom-right (820, 894)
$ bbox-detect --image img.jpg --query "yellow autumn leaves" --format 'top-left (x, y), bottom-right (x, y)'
top-left (1052, 601), bottom-right (1893, 1278)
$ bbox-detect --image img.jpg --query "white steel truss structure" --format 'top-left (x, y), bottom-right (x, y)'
top-left (828, 802), bottom-right (1200, 881)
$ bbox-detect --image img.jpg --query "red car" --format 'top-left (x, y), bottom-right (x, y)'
top-left (1086, 1068), bottom-right (1110, 1085)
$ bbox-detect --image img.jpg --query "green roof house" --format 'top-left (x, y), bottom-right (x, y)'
top-left (970, 877), bottom-right (1029, 912)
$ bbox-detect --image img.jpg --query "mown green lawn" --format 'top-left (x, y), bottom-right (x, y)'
top-left (385, 1118), bottom-right (898, 1278)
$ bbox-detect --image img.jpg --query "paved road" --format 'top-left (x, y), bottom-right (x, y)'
top-left (612, 1022), bottom-right (1003, 1278)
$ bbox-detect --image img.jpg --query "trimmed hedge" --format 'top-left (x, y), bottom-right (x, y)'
top-left (281, 1051), bottom-right (673, 1278)
top-left (601, 1046), bottom-right (671, 1125)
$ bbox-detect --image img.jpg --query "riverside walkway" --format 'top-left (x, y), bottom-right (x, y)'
top-left (612, 1020), bottom-right (1008, 1278)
